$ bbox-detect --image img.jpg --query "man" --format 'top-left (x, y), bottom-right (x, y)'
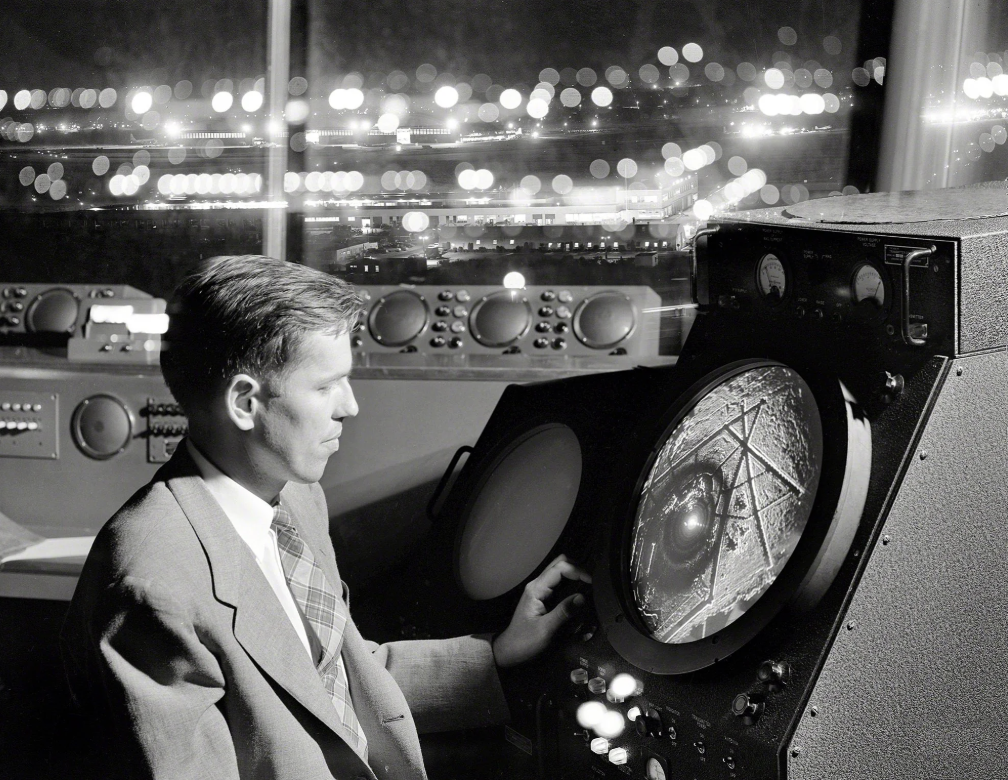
top-left (61, 255), bottom-right (590, 780)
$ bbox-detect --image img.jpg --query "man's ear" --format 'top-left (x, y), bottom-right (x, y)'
top-left (224, 373), bottom-right (261, 432)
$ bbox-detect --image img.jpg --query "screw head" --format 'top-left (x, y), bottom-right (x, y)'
top-left (791, 747), bottom-right (802, 758)
top-left (919, 451), bottom-right (928, 460)
top-left (882, 535), bottom-right (890, 545)
top-left (810, 706), bottom-right (818, 717)
top-left (846, 620), bottom-right (856, 631)
top-left (956, 367), bottom-right (963, 376)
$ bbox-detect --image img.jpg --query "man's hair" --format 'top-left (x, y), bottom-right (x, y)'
top-left (160, 255), bottom-right (365, 413)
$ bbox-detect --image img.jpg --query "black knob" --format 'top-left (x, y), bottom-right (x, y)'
top-left (14, 288), bottom-right (27, 298)
top-left (538, 305), bottom-right (554, 317)
top-left (551, 337), bottom-right (566, 350)
top-left (435, 305), bottom-right (451, 317)
top-left (432, 321), bottom-right (448, 332)
top-left (533, 337), bottom-right (549, 349)
top-left (634, 707), bottom-right (665, 738)
top-left (8, 301), bottom-right (24, 312)
top-left (350, 335), bottom-right (363, 348)
top-left (757, 659), bottom-right (791, 687)
top-left (732, 692), bottom-right (765, 722)
top-left (555, 322), bottom-right (569, 334)
top-left (429, 336), bottom-right (446, 348)
top-left (535, 321), bottom-right (551, 333)
top-left (448, 336), bottom-right (463, 349)
top-left (540, 290), bottom-right (556, 302)
top-left (438, 290), bottom-right (454, 301)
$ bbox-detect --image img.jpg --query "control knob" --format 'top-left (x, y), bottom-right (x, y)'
top-left (633, 706), bottom-right (665, 738)
top-left (757, 660), bottom-right (791, 689)
top-left (732, 692), bottom-right (765, 724)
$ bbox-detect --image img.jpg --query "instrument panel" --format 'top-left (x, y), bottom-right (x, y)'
top-left (353, 285), bottom-right (663, 357)
top-left (0, 283), bottom-right (152, 338)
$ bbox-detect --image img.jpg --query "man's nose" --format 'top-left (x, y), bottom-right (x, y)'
top-left (337, 385), bottom-right (359, 419)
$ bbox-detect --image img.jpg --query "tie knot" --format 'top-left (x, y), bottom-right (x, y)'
top-left (271, 501), bottom-right (297, 537)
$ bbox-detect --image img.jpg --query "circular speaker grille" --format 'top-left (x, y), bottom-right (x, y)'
top-left (26, 289), bottom-right (79, 334)
top-left (72, 395), bottom-right (133, 459)
top-left (629, 365), bottom-right (823, 644)
top-left (573, 291), bottom-right (636, 348)
top-left (368, 290), bottom-right (429, 346)
top-left (457, 424), bottom-right (582, 600)
top-left (469, 292), bottom-right (533, 347)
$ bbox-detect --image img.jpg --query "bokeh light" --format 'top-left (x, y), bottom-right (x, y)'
top-left (211, 91), bottom-right (233, 112)
top-left (14, 90), bottom-right (31, 111)
top-left (500, 88), bottom-right (522, 109)
top-left (552, 174), bottom-right (573, 194)
top-left (591, 86), bottom-right (613, 107)
top-left (131, 91), bottom-right (153, 114)
top-left (242, 91), bottom-right (264, 112)
top-left (616, 158), bottom-right (638, 178)
top-left (435, 85), bottom-right (460, 108)
top-left (377, 113), bottom-right (400, 133)
top-left (657, 46), bottom-right (678, 66)
top-left (520, 174), bottom-right (541, 194)
top-left (693, 199), bottom-right (714, 220)
top-left (590, 159), bottom-right (610, 178)
top-left (560, 88), bottom-right (581, 107)
top-left (682, 43), bottom-right (704, 63)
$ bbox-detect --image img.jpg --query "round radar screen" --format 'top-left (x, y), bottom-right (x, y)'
top-left (629, 365), bottom-right (823, 644)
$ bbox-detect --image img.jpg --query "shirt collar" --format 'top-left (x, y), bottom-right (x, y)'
top-left (186, 439), bottom-right (277, 555)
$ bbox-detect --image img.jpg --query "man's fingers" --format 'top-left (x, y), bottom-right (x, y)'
top-left (542, 593), bottom-right (586, 634)
top-left (531, 558), bottom-right (592, 596)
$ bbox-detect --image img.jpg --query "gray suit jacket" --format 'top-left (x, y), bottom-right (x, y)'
top-left (61, 444), bottom-right (509, 780)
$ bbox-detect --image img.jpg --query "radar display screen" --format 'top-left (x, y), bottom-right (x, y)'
top-left (629, 365), bottom-right (823, 644)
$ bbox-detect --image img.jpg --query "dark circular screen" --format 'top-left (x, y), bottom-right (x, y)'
top-left (368, 290), bottom-right (429, 346)
top-left (26, 289), bottom-right (79, 333)
top-left (573, 291), bottom-right (636, 348)
top-left (469, 292), bottom-right (532, 347)
top-left (458, 424), bottom-right (581, 600)
top-left (629, 365), bottom-right (822, 644)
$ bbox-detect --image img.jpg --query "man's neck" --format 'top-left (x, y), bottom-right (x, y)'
top-left (187, 435), bottom-right (284, 504)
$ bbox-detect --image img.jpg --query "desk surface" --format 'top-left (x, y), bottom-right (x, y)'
top-left (0, 536), bottom-right (92, 601)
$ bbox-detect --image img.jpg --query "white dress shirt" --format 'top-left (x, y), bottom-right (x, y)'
top-left (186, 440), bottom-right (314, 659)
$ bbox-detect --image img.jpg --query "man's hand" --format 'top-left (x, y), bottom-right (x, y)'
top-left (491, 554), bottom-right (592, 668)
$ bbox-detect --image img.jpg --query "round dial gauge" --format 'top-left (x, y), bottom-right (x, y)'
top-left (852, 264), bottom-right (886, 307)
top-left (756, 254), bottom-right (787, 301)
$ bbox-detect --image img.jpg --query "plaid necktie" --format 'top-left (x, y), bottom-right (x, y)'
top-left (271, 501), bottom-right (368, 759)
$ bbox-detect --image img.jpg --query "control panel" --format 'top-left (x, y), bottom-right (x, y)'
top-left (353, 285), bottom-right (662, 357)
top-left (0, 283), bottom-right (152, 340)
top-left (703, 227), bottom-right (956, 356)
top-left (145, 398), bottom-right (189, 463)
top-left (0, 392), bottom-right (58, 460)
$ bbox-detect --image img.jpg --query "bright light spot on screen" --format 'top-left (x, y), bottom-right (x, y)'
top-left (693, 199), bottom-right (714, 220)
top-left (993, 75), bottom-right (1008, 96)
top-left (458, 168), bottom-right (477, 189)
top-left (435, 85), bottom-right (459, 108)
top-left (283, 172), bottom-right (300, 193)
top-left (329, 88), bottom-right (351, 109)
top-left (402, 211), bottom-right (430, 232)
top-left (591, 86), bottom-right (613, 107)
top-left (447, 117), bottom-right (459, 130)
top-left (123, 175), bottom-right (140, 196)
top-left (126, 314), bottom-right (170, 334)
top-left (131, 91), bottom-right (153, 114)
top-left (727, 156), bottom-right (748, 176)
top-left (33, 174), bottom-right (51, 194)
top-left (0, 90), bottom-right (6, 111)
top-left (520, 174), bottom-right (541, 194)
top-left (90, 305), bottom-right (134, 323)
top-left (764, 69), bottom-right (785, 90)
top-left (560, 87), bottom-right (581, 107)
top-left (800, 93), bottom-right (826, 114)
top-left (503, 271), bottom-right (526, 289)
top-left (576, 701), bottom-right (606, 729)
top-left (616, 158), bottom-right (637, 178)
top-left (500, 88), bottom-right (522, 109)
top-left (99, 88), bottom-right (117, 108)
top-left (157, 174), bottom-right (172, 195)
top-left (345, 88), bottom-right (364, 109)
top-left (682, 43), bottom-right (703, 63)
top-left (657, 46), bottom-right (678, 66)
top-left (823, 93), bottom-right (840, 113)
top-left (92, 155), bottom-right (110, 176)
top-left (14, 90), bottom-right (31, 110)
top-left (664, 157), bottom-right (684, 176)
top-left (211, 91), bottom-right (233, 112)
top-left (474, 169), bottom-right (494, 189)
top-left (49, 180), bottom-right (67, 200)
top-left (285, 100), bottom-right (309, 122)
top-left (377, 112), bottom-right (400, 133)
top-left (109, 175), bottom-right (125, 196)
top-left (552, 174), bottom-right (573, 194)
top-left (305, 171), bottom-right (322, 192)
top-left (595, 711), bottom-right (626, 738)
top-left (609, 674), bottom-right (637, 700)
top-left (977, 77), bottom-right (994, 99)
top-left (241, 91), bottom-right (264, 112)
top-left (347, 170), bottom-right (364, 191)
top-left (682, 148), bottom-right (707, 170)
top-left (590, 159), bottom-right (610, 178)
top-left (527, 97), bottom-right (549, 118)
top-left (478, 102), bottom-right (500, 122)
top-left (133, 165), bottom-right (150, 185)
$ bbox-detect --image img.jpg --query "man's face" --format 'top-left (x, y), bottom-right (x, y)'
top-left (255, 329), bottom-right (358, 485)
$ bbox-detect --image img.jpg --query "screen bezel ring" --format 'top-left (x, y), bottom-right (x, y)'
top-left (593, 357), bottom-right (862, 675)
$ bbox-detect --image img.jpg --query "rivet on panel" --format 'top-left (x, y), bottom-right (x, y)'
top-left (955, 367), bottom-right (963, 376)
top-left (809, 706), bottom-right (818, 717)
top-left (919, 451), bottom-right (928, 460)
top-left (846, 620), bottom-right (856, 631)
top-left (791, 748), bottom-right (802, 758)
top-left (882, 535), bottom-right (890, 546)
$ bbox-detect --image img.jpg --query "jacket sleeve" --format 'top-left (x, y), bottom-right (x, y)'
top-left (364, 633), bottom-right (510, 734)
top-left (86, 575), bottom-right (240, 780)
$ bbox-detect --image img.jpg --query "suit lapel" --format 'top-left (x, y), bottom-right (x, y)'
top-left (161, 445), bottom-right (362, 753)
